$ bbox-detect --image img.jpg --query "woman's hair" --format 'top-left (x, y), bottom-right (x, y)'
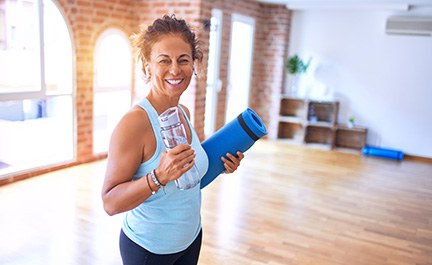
top-left (132, 14), bottom-right (203, 80)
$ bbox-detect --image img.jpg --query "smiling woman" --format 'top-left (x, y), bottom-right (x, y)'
top-left (101, 14), bottom-right (245, 265)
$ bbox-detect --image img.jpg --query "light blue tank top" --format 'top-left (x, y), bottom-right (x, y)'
top-left (122, 98), bottom-right (209, 254)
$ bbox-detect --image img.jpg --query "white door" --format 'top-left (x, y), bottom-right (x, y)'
top-left (225, 14), bottom-right (255, 123)
top-left (204, 9), bottom-right (223, 136)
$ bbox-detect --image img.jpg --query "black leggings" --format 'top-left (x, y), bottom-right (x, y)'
top-left (119, 229), bottom-right (202, 265)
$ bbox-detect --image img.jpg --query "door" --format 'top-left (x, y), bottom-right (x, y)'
top-left (225, 14), bottom-right (255, 123)
top-left (204, 9), bottom-right (223, 136)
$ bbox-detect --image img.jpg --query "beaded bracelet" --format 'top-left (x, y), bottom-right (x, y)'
top-left (150, 169), bottom-right (165, 187)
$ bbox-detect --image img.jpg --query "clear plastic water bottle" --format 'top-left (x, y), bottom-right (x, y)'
top-left (158, 106), bottom-right (200, 190)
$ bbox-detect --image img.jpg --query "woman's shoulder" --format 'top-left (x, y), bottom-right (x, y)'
top-left (179, 104), bottom-right (191, 119)
top-left (114, 105), bottom-right (152, 137)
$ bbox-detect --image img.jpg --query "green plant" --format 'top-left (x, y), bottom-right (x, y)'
top-left (285, 54), bottom-right (311, 75)
top-left (349, 117), bottom-right (355, 123)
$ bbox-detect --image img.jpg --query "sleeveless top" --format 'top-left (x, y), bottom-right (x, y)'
top-left (121, 98), bottom-right (209, 254)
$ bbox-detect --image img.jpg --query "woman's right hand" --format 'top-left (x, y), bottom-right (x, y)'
top-left (155, 144), bottom-right (196, 185)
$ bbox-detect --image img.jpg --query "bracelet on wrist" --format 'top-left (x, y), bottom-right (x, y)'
top-left (150, 169), bottom-right (165, 187)
top-left (146, 173), bottom-right (156, 195)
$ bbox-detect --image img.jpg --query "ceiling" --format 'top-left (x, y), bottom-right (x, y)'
top-left (254, 0), bottom-right (432, 10)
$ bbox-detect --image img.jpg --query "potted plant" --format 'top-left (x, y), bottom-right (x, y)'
top-left (348, 117), bottom-right (355, 128)
top-left (285, 54), bottom-right (310, 75)
top-left (285, 54), bottom-right (311, 96)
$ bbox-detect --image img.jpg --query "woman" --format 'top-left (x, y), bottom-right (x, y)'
top-left (101, 14), bottom-right (244, 265)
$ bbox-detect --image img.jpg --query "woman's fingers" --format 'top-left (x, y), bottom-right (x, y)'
top-left (221, 151), bottom-right (245, 174)
top-left (158, 144), bottom-right (196, 181)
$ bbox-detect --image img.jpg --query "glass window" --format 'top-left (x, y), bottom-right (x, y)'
top-left (93, 29), bottom-right (132, 154)
top-left (0, 0), bottom-right (74, 179)
top-left (43, 0), bottom-right (72, 95)
top-left (0, 0), bottom-right (41, 95)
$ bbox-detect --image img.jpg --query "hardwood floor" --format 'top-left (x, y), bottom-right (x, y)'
top-left (0, 140), bottom-right (431, 265)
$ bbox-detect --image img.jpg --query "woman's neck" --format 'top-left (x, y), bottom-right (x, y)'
top-left (146, 91), bottom-right (180, 115)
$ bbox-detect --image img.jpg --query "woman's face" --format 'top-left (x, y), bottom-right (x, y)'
top-left (148, 34), bottom-right (194, 98)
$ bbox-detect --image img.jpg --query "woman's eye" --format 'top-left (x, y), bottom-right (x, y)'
top-left (159, 59), bottom-right (170, 65)
top-left (179, 59), bottom-right (190, 64)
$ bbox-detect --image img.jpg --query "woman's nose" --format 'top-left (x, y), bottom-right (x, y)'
top-left (169, 62), bottom-right (180, 75)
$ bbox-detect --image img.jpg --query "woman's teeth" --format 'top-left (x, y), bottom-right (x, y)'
top-left (167, 79), bottom-right (182, 85)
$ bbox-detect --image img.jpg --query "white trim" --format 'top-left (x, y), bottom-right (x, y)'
top-left (49, 0), bottom-right (79, 161)
top-left (38, 0), bottom-right (46, 98)
top-left (205, 8), bottom-right (223, 136)
top-left (285, 2), bottom-right (410, 10)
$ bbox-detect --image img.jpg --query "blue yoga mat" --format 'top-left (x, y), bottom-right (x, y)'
top-left (362, 145), bottom-right (404, 160)
top-left (200, 108), bottom-right (267, 189)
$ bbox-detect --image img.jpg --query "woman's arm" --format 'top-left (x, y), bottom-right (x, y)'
top-left (101, 107), bottom-right (197, 216)
top-left (101, 109), bottom-right (155, 216)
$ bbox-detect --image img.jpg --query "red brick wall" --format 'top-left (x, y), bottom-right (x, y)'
top-left (251, 5), bottom-right (291, 139)
top-left (2, 0), bottom-right (290, 185)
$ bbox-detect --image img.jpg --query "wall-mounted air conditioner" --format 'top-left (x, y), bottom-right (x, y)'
top-left (386, 16), bottom-right (432, 36)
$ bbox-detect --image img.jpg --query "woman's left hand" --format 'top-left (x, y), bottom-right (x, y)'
top-left (221, 151), bottom-right (245, 174)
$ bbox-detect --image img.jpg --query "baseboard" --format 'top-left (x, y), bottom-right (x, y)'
top-left (404, 154), bottom-right (432, 163)
top-left (0, 153), bottom-right (108, 187)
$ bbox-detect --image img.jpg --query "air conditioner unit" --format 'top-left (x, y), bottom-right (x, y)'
top-left (386, 16), bottom-right (432, 36)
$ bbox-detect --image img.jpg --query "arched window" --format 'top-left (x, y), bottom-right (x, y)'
top-left (93, 29), bottom-right (132, 154)
top-left (0, 0), bottom-right (74, 178)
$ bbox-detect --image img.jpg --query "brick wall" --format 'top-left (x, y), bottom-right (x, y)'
top-left (251, 5), bottom-right (291, 139)
top-left (2, 0), bottom-right (290, 185)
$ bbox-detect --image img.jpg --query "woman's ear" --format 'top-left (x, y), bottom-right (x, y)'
top-left (144, 64), bottom-right (151, 80)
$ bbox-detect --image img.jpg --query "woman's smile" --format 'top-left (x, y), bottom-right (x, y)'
top-left (166, 78), bottom-right (184, 86)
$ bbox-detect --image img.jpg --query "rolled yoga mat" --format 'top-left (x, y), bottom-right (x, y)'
top-left (200, 108), bottom-right (268, 189)
top-left (362, 145), bottom-right (404, 160)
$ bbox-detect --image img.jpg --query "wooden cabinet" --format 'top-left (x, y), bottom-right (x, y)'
top-left (334, 125), bottom-right (367, 150)
top-left (278, 97), bottom-right (306, 141)
top-left (278, 95), bottom-right (367, 151)
top-left (304, 100), bottom-right (339, 146)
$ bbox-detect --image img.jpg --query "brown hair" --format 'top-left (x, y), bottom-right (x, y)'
top-left (132, 14), bottom-right (203, 80)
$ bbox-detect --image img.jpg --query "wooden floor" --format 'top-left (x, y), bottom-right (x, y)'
top-left (0, 140), bottom-right (431, 265)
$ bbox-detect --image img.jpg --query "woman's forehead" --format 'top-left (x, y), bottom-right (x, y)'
top-left (151, 34), bottom-right (192, 57)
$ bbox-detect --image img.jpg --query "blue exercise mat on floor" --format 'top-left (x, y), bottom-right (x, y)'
top-left (200, 108), bottom-right (268, 189)
top-left (362, 145), bottom-right (404, 160)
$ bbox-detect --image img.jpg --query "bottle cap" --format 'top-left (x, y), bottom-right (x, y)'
top-left (158, 106), bottom-right (181, 129)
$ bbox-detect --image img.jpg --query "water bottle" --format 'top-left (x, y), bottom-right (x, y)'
top-left (158, 106), bottom-right (200, 190)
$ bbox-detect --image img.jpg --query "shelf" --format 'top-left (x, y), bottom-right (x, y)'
top-left (279, 115), bottom-right (304, 124)
top-left (279, 97), bottom-right (306, 118)
top-left (305, 121), bottom-right (334, 128)
top-left (278, 122), bottom-right (304, 141)
top-left (304, 125), bottom-right (335, 145)
top-left (307, 101), bottom-right (339, 125)
top-left (334, 125), bottom-right (367, 150)
top-left (277, 96), bottom-right (367, 151)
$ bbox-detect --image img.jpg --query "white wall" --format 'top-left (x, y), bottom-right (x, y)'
top-left (288, 7), bottom-right (432, 158)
